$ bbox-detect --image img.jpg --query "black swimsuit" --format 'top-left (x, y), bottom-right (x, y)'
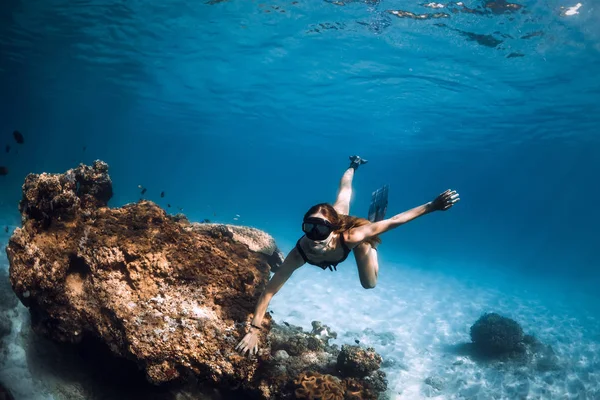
top-left (295, 234), bottom-right (351, 271)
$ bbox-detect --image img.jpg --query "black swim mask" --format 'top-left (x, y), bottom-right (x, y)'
top-left (302, 217), bottom-right (335, 241)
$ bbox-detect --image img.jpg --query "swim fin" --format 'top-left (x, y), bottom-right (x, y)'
top-left (349, 155), bottom-right (368, 170)
top-left (368, 184), bottom-right (389, 222)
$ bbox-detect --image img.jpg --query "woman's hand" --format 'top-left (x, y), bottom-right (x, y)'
top-left (430, 189), bottom-right (460, 211)
top-left (235, 327), bottom-right (260, 356)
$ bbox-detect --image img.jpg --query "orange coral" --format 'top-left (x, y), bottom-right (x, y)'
top-left (294, 371), bottom-right (345, 400)
top-left (343, 378), bottom-right (364, 399)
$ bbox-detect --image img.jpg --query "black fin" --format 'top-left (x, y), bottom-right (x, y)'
top-left (368, 184), bottom-right (389, 222)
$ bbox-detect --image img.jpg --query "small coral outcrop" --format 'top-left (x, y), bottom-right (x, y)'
top-left (467, 312), bottom-right (561, 371)
top-left (337, 345), bottom-right (383, 378)
top-left (470, 312), bottom-right (525, 357)
top-left (290, 368), bottom-right (386, 400)
top-left (262, 323), bottom-right (387, 400)
top-left (294, 371), bottom-right (344, 400)
top-left (19, 160), bottom-right (113, 227)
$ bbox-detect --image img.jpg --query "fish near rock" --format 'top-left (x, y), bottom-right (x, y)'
top-left (13, 130), bottom-right (24, 144)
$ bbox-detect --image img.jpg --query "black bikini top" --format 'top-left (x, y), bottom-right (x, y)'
top-left (295, 234), bottom-right (351, 271)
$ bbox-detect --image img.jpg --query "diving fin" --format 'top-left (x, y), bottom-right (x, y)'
top-left (368, 184), bottom-right (389, 222)
top-left (349, 155), bottom-right (368, 170)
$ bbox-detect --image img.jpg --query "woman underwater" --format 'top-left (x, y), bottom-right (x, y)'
top-left (236, 155), bottom-right (460, 356)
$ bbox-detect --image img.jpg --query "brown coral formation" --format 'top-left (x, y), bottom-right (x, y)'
top-left (263, 323), bottom-right (387, 400)
top-left (6, 161), bottom-right (279, 390)
top-left (337, 345), bottom-right (382, 378)
top-left (344, 378), bottom-right (366, 399)
top-left (294, 371), bottom-right (344, 400)
top-left (291, 370), bottom-right (383, 400)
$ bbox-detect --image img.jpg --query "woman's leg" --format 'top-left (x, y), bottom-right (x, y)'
top-left (353, 242), bottom-right (379, 289)
top-left (333, 167), bottom-right (354, 215)
top-left (333, 155), bottom-right (367, 215)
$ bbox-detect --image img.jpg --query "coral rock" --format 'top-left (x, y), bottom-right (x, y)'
top-left (470, 312), bottom-right (525, 356)
top-left (294, 371), bottom-right (345, 400)
top-left (190, 223), bottom-right (284, 272)
top-left (6, 161), bottom-right (273, 390)
top-left (337, 345), bottom-right (382, 378)
top-left (310, 321), bottom-right (337, 344)
top-left (262, 323), bottom-right (386, 400)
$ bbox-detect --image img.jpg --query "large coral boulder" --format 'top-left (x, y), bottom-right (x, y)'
top-left (6, 161), bottom-right (280, 390)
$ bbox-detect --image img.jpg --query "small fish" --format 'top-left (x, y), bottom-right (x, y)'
top-left (13, 130), bottom-right (24, 144)
top-left (0, 166), bottom-right (8, 176)
top-left (5, 145), bottom-right (9, 153)
top-left (82, 146), bottom-right (87, 152)
top-left (167, 204), bottom-right (171, 208)
top-left (141, 188), bottom-right (147, 195)
top-left (283, 321), bottom-right (290, 326)
top-left (178, 207), bottom-right (184, 211)
top-left (160, 191), bottom-right (165, 198)
top-left (4, 226), bottom-right (8, 233)
top-left (355, 339), bottom-right (360, 344)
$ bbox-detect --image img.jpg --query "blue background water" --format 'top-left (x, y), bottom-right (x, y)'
top-left (1, 0), bottom-right (599, 293)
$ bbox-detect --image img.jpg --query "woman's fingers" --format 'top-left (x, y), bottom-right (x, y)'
top-left (442, 195), bottom-right (460, 209)
top-left (235, 333), bottom-right (260, 356)
top-left (443, 191), bottom-right (459, 202)
top-left (236, 338), bottom-right (250, 354)
top-left (236, 337), bottom-right (247, 349)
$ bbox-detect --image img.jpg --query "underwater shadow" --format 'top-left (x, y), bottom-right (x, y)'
top-left (443, 342), bottom-right (503, 364)
top-left (24, 329), bottom-right (226, 400)
top-left (26, 331), bottom-right (173, 400)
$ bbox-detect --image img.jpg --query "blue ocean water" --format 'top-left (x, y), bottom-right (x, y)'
top-left (1, 0), bottom-right (600, 399)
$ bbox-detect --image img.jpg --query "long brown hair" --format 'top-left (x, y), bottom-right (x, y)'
top-left (303, 203), bottom-right (382, 247)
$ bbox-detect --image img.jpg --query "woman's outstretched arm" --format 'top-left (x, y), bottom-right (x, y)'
top-left (250, 247), bottom-right (305, 328)
top-left (346, 189), bottom-right (460, 244)
top-left (236, 247), bottom-right (305, 356)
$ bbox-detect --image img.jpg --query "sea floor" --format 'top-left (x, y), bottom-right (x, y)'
top-left (1, 223), bottom-right (599, 400)
top-left (269, 259), bottom-right (600, 400)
